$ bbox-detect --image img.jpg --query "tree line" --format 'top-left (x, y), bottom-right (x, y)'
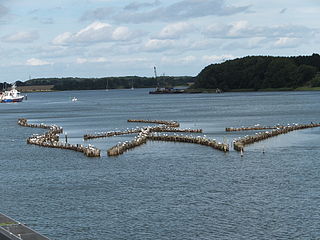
top-left (2, 54), bottom-right (320, 92)
top-left (193, 53), bottom-right (320, 91)
top-left (8, 76), bottom-right (194, 91)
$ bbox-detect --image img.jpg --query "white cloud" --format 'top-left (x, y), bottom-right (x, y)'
top-left (247, 37), bottom-right (266, 48)
top-left (26, 58), bottom-right (51, 66)
top-left (74, 22), bottom-right (113, 42)
top-left (157, 22), bottom-right (195, 39)
top-left (2, 31), bottom-right (39, 43)
top-left (144, 39), bottom-right (176, 51)
top-left (76, 56), bottom-right (148, 65)
top-left (116, 57), bottom-right (148, 63)
top-left (112, 26), bottom-right (132, 41)
top-left (204, 23), bottom-right (228, 37)
top-left (204, 21), bottom-right (316, 40)
top-left (124, 0), bottom-right (161, 11)
top-left (227, 21), bottom-right (249, 37)
top-left (273, 37), bottom-right (300, 48)
top-left (81, 7), bottom-right (114, 21)
top-left (202, 54), bottom-right (236, 63)
top-left (161, 55), bottom-right (197, 65)
top-left (52, 32), bottom-right (72, 45)
top-left (76, 57), bottom-right (108, 64)
top-left (83, 0), bottom-right (250, 23)
top-left (222, 37), bottom-right (268, 50)
top-left (52, 22), bottom-right (138, 45)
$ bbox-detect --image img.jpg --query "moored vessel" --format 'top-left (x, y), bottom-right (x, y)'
top-left (149, 87), bottom-right (185, 94)
top-left (0, 84), bottom-right (24, 103)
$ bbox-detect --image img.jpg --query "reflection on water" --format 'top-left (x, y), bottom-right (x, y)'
top-left (0, 89), bottom-right (320, 239)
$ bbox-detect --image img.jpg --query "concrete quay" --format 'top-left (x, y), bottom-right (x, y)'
top-left (0, 213), bottom-right (49, 240)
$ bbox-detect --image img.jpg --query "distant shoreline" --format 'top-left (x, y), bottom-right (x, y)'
top-left (17, 85), bottom-right (55, 93)
top-left (16, 86), bottom-right (320, 93)
top-left (187, 87), bottom-right (320, 93)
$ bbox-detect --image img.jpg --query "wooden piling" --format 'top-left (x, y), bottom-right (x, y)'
top-left (84, 126), bottom-right (202, 140)
top-left (226, 125), bottom-right (284, 132)
top-left (147, 134), bottom-right (229, 152)
top-left (150, 126), bottom-right (202, 133)
top-left (127, 119), bottom-right (180, 127)
top-left (18, 118), bottom-right (100, 157)
top-left (84, 128), bottom-right (142, 140)
top-left (233, 123), bottom-right (320, 152)
top-left (101, 120), bottom-right (224, 156)
top-left (107, 129), bottom-right (150, 156)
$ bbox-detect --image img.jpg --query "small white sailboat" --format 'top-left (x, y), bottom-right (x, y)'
top-left (71, 97), bottom-right (78, 102)
top-left (106, 80), bottom-right (109, 91)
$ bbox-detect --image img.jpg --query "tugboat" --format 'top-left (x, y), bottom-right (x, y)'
top-left (0, 84), bottom-right (24, 103)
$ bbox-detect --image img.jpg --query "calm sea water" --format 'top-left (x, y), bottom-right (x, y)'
top-left (1, 89), bottom-right (320, 240)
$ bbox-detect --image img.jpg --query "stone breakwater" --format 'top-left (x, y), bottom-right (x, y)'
top-left (127, 119), bottom-right (180, 127)
top-left (84, 128), bottom-right (142, 140)
top-left (106, 130), bottom-right (225, 157)
top-left (18, 118), bottom-right (320, 157)
top-left (18, 118), bottom-right (62, 132)
top-left (18, 118), bottom-right (100, 157)
top-left (233, 123), bottom-right (320, 152)
top-left (226, 125), bottom-right (284, 132)
top-left (104, 121), bottom-right (223, 156)
top-left (150, 126), bottom-right (202, 133)
top-left (107, 128), bottom-right (150, 156)
top-left (148, 134), bottom-right (229, 152)
top-left (84, 126), bottom-right (202, 140)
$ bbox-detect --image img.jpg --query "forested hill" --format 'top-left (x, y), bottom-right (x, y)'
top-left (13, 76), bottom-right (194, 91)
top-left (193, 54), bottom-right (320, 91)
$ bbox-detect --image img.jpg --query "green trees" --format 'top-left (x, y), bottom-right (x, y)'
top-left (21, 76), bottom-right (193, 91)
top-left (194, 54), bottom-right (320, 91)
top-left (310, 73), bottom-right (320, 87)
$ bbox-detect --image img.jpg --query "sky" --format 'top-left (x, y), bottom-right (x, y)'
top-left (0, 0), bottom-right (319, 82)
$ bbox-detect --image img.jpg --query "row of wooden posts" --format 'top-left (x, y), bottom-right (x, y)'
top-left (232, 123), bottom-right (320, 152)
top-left (84, 126), bottom-right (202, 140)
top-left (104, 121), bottom-right (222, 156)
top-left (127, 119), bottom-right (180, 127)
top-left (18, 118), bottom-right (224, 157)
top-left (18, 118), bottom-right (101, 157)
top-left (148, 134), bottom-right (229, 152)
top-left (18, 118), bottom-right (320, 157)
top-left (107, 128), bottom-right (150, 156)
top-left (226, 125), bottom-right (283, 132)
top-left (105, 125), bottom-right (225, 156)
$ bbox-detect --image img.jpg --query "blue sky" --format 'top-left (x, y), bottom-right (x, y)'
top-left (0, 0), bottom-right (319, 82)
